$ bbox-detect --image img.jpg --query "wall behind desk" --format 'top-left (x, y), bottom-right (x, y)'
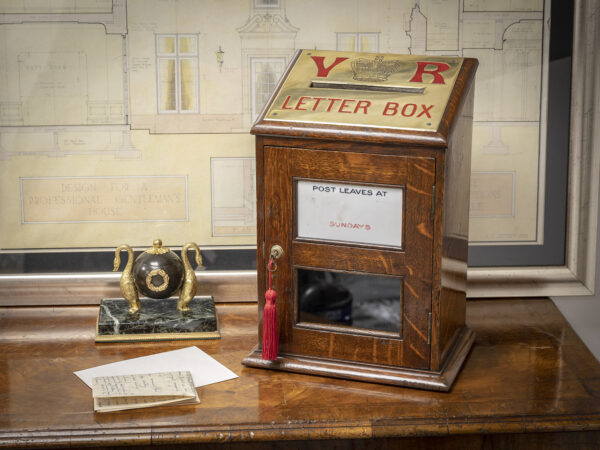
top-left (553, 182), bottom-right (600, 362)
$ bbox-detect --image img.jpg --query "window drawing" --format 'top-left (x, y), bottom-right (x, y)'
top-left (211, 157), bottom-right (256, 236)
top-left (254, 0), bottom-right (280, 8)
top-left (336, 32), bottom-right (380, 52)
top-left (250, 57), bottom-right (286, 121)
top-left (156, 34), bottom-right (199, 114)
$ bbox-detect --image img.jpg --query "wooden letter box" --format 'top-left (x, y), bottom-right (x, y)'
top-left (243, 50), bottom-right (477, 391)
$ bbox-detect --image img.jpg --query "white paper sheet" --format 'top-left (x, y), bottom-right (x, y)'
top-left (297, 180), bottom-right (404, 247)
top-left (74, 346), bottom-right (238, 389)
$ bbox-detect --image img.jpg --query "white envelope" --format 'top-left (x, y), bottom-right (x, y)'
top-left (74, 346), bottom-right (238, 388)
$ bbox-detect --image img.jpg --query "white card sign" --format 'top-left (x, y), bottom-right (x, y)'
top-left (297, 180), bottom-right (403, 247)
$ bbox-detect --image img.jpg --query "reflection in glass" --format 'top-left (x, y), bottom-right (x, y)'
top-left (178, 36), bottom-right (196, 54)
top-left (157, 36), bottom-right (175, 54)
top-left (336, 32), bottom-right (379, 52)
top-left (159, 59), bottom-right (176, 111)
top-left (360, 34), bottom-right (378, 52)
top-left (255, 0), bottom-right (280, 6)
top-left (251, 58), bottom-right (285, 120)
top-left (156, 35), bottom-right (198, 114)
top-left (336, 34), bottom-right (356, 51)
top-left (180, 59), bottom-right (197, 111)
top-left (297, 269), bottom-right (402, 333)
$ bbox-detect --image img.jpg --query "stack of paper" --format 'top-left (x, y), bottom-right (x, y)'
top-left (75, 346), bottom-right (239, 413)
top-left (92, 371), bottom-right (199, 412)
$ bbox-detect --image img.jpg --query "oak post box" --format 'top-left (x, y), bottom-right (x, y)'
top-left (242, 50), bottom-right (477, 391)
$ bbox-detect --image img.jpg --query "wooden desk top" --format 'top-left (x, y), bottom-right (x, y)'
top-left (1, 298), bottom-right (599, 448)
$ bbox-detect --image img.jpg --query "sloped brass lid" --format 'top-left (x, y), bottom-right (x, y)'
top-left (264, 50), bottom-right (463, 133)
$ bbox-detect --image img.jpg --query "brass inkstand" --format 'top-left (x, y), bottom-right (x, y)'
top-left (95, 239), bottom-right (220, 342)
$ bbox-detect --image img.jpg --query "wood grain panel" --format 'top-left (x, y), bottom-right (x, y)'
top-left (292, 149), bottom-right (407, 185)
top-left (400, 157), bottom-right (435, 369)
top-left (292, 242), bottom-right (407, 276)
top-left (435, 81), bottom-right (475, 371)
top-left (263, 146), bottom-right (293, 351)
top-left (261, 147), bottom-right (435, 370)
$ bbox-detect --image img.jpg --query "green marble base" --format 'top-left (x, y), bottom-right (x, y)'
top-left (95, 296), bottom-right (219, 342)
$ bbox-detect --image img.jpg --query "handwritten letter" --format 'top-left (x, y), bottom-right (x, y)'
top-left (92, 371), bottom-right (199, 412)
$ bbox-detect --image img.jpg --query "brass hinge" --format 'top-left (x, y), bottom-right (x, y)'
top-left (427, 312), bottom-right (432, 345)
top-left (430, 185), bottom-right (436, 220)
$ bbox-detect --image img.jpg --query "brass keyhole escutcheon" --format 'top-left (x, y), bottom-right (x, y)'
top-left (270, 245), bottom-right (284, 260)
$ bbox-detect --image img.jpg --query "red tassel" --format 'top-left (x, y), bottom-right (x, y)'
top-left (262, 288), bottom-right (278, 360)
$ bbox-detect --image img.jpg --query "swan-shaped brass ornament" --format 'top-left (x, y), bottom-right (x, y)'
top-left (99, 239), bottom-right (218, 342)
top-left (113, 244), bottom-right (141, 314)
top-left (178, 242), bottom-right (205, 311)
top-left (112, 239), bottom-right (205, 313)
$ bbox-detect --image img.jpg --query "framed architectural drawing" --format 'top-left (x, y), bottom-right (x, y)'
top-left (0, 0), bottom-right (598, 304)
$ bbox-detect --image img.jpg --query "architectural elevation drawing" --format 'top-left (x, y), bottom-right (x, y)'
top-left (0, 0), bottom-right (549, 250)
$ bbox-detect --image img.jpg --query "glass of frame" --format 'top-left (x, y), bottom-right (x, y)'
top-left (0, 0), bottom-right (597, 305)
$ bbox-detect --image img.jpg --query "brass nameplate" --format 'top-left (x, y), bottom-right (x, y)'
top-left (265, 50), bottom-right (463, 132)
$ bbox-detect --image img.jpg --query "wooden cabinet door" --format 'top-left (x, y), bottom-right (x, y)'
top-left (263, 146), bottom-right (435, 370)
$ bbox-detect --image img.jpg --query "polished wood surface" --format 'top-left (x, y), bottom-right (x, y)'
top-left (1, 298), bottom-right (599, 448)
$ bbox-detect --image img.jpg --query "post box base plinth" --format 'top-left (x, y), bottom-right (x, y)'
top-left (242, 327), bottom-right (474, 392)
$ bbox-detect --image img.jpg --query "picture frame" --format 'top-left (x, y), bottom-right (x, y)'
top-left (468, 0), bottom-right (599, 297)
top-left (0, 0), bottom-right (597, 304)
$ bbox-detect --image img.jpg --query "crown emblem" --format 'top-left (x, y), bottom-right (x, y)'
top-left (351, 56), bottom-right (404, 82)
